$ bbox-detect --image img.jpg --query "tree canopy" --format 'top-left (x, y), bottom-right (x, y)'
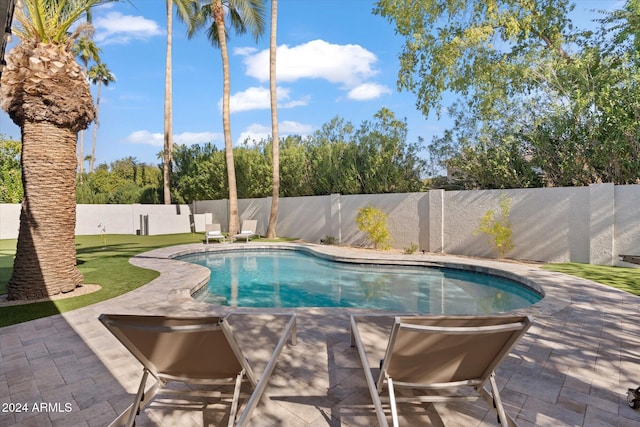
top-left (377, 0), bottom-right (640, 188)
top-left (0, 136), bottom-right (22, 203)
top-left (0, 110), bottom-right (427, 204)
top-left (375, 0), bottom-right (575, 118)
top-left (170, 108), bottom-right (427, 202)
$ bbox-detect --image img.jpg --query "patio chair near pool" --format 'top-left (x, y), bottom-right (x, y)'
top-left (232, 219), bottom-right (258, 242)
top-left (350, 314), bottom-right (533, 427)
top-left (99, 313), bottom-right (297, 427)
top-left (205, 223), bottom-right (225, 244)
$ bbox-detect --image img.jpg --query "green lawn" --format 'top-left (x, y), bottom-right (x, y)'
top-left (0, 233), bottom-right (206, 327)
top-left (0, 233), bottom-right (296, 327)
top-left (542, 262), bottom-right (640, 296)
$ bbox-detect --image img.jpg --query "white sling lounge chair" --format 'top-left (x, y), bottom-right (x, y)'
top-left (232, 219), bottom-right (258, 242)
top-left (205, 223), bottom-right (225, 244)
top-left (350, 314), bottom-right (533, 427)
top-left (99, 313), bottom-right (297, 427)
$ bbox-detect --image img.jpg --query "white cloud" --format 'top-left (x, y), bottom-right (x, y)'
top-left (174, 132), bottom-right (222, 145)
top-left (125, 130), bottom-right (163, 146)
top-left (347, 83), bottom-right (392, 101)
top-left (280, 121), bottom-right (314, 134)
top-left (94, 12), bottom-right (163, 45)
top-left (237, 123), bottom-right (270, 145)
top-left (236, 121), bottom-right (314, 145)
top-left (222, 86), bottom-right (310, 113)
top-left (125, 130), bottom-right (220, 147)
top-left (240, 39), bottom-right (378, 87)
top-left (233, 46), bottom-right (258, 56)
top-left (227, 87), bottom-right (270, 112)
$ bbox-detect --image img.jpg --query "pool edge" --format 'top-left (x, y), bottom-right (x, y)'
top-left (138, 242), bottom-right (573, 317)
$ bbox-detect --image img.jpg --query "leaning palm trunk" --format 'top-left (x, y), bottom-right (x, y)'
top-left (188, 0), bottom-right (264, 235)
top-left (1, 41), bottom-right (95, 300)
top-left (212, 0), bottom-right (240, 236)
top-left (78, 129), bottom-right (85, 174)
top-left (89, 80), bottom-right (101, 172)
top-left (163, 0), bottom-right (173, 204)
top-left (266, 0), bottom-right (279, 238)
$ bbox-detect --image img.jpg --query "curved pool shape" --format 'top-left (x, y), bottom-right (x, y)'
top-left (180, 249), bottom-right (542, 314)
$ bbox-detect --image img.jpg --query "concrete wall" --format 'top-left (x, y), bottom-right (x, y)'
top-left (0, 204), bottom-right (20, 240)
top-left (274, 195), bottom-right (334, 242)
top-left (0, 203), bottom-right (203, 238)
top-left (195, 184), bottom-right (637, 266)
top-left (441, 187), bottom-right (591, 263)
top-left (2, 184), bottom-right (640, 265)
top-left (614, 184), bottom-right (640, 263)
top-left (193, 200), bottom-right (228, 232)
top-left (338, 193), bottom-right (429, 249)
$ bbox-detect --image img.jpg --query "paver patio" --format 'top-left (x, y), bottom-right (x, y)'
top-left (1, 242), bottom-right (640, 426)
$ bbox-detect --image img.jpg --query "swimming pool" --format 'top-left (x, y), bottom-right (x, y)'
top-left (180, 249), bottom-right (542, 314)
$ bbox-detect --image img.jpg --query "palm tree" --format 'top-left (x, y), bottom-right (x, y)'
top-left (164, 0), bottom-right (174, 205)
top-left (0, 0), bottom-right (115, 301)
top-left (188, 0), bottom-right (266, 235)
top-left (87, 61), bottom-right (115, 172)
top-left (266, 0), bottom-right (278, 238)
top-left (72, 33), bottom-right (100, 175)
top-left (164, 0), bottom-right (195, 205)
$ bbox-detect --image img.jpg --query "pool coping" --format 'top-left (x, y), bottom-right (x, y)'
top-left (135, 241), bottom-right (573, 318)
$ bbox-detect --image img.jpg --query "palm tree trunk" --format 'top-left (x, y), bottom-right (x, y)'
top-left (266, 0), bottom-right (279, 238)
top-left (78, 129), bottom-right (84, 175)
top-left (163, 0), bottom-right (173, 205)
top-left (90, 81), bottom-right (101, 173)
top-left (8, 121), bottom-right (83, 300)
top-left (213, 0), bottom-right (240, 236)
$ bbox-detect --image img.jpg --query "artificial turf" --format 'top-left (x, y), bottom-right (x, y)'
top-left (541, 262), bottom-right (640, 296)
top-left (0, 233), bottom-right (206, 327)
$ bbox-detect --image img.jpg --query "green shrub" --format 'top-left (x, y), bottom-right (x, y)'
top-left (404, 242), bottom-right (419, 254)
top-left (321, 235), bottom-right (336, 245)
top-left (474, 194), bottom-right (514, 258)
top-left (355, 206), bottom-right (391, 250)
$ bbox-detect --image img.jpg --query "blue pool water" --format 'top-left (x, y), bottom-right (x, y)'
top-left (180, 249), bottom-right (542, 314)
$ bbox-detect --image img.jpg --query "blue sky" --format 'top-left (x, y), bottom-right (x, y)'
top-left (0, 0), bottom-right (611, 167)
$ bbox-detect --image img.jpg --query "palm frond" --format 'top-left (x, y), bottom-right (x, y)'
top-left (188, 0), bottom-right (265, 46)
top-left (14, 0), bottom-right (118, 44)
top-left (88, 61), bottom-right (115, 85)
top-left (187, 3), bottom-right (213, 41)
top-left (172, 0), bottom-right (197, 25)
top-left (229, 0), bottom-right (265, 42)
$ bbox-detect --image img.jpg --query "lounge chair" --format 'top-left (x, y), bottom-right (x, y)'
top-left (232, 219), bottom-right (258, 242)
top-left (99, 313), bottom-right (297, 427)
top-left (619, 254), bottom-right (640, 265)
top-left (205, 223), bottom-right (225, 244)
top-left (350, 314), bottom-right (533, 427)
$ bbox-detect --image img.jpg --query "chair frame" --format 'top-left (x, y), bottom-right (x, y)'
top-left (350, 314), bottom-right (533, 427)
top-left (205, 223), bottom-right (226, 244)
top-left (232, 219), bottom-right (258, 242)
top-left (100, 313), bottom-right (296, 427)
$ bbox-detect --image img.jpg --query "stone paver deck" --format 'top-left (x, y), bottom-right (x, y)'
top-left (1, 242), bottom-right (640, 426)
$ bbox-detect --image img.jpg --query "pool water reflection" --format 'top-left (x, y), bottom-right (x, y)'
top-left (180, 249), bottom-right (542, 314)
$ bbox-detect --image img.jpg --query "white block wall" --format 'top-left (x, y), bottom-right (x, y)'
top-left (2, 183), bottom-right (640, 265)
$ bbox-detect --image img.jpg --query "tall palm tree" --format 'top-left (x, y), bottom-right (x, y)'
top-left (87, 61), bottom-right (115, 172)
top-left (163, 0), bottom-right (195, 205)
top-left (266, 0), bottom-right (278, 238)
top-left (188, 0), bottom-right (265, 235)
top-left (72, 33), bottom-right (100, 175)
top-left (0, 0), bottom-right (114, 301)
top-left (164, 0), bottom-right (174, 205)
